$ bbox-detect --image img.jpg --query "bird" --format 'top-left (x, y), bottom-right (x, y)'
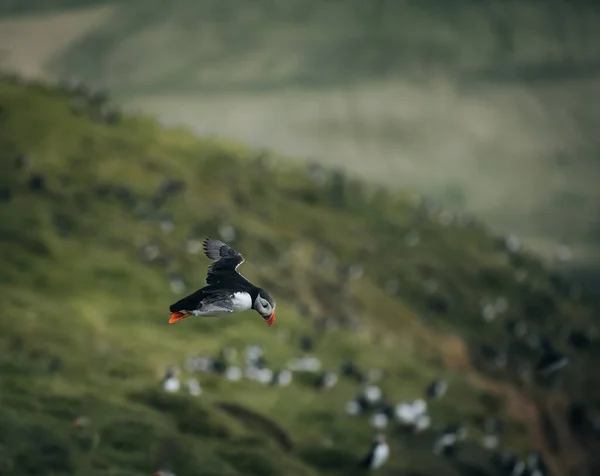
top-left (426, 379), bottom-right (448, 399)
top-left (153, 469), bottom-right (176, 476)
top-left (536, 338), bottom-right (569, 376)
top-left (359, 434), bottom-right (389, 470)
top-left (168, 238), bottom-right (276, 326)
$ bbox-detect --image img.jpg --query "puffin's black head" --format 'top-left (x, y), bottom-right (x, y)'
top-left (253, 288), bottom-right (276, 327)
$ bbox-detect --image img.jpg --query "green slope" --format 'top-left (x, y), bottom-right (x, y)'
top-left (34, 0), bottom-right (600, 278)
top-left (0, 77), bottom-right (598, 476)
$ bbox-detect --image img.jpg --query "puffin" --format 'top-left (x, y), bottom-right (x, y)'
top-left (359, 434), bottom-right (389, 470)
top-left (168, 238), bottom-right (276, 326)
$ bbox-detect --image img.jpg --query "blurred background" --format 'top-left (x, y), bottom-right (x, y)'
top-left (0, 1), bottom-right (599, 476)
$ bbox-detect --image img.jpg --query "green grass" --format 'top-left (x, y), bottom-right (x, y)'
top-left (0, 77), bottom-right (598, 476)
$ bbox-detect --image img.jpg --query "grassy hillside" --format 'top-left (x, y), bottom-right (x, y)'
top-left (38, 0), bottom-right (600, 273)
top-left (0, 77), bottom-right (599, 476)
top-left (3, 0), bottom-right (600, 281)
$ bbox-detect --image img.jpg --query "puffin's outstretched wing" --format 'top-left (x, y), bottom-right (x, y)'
top-left (203, 238), bottom-right (248, 285)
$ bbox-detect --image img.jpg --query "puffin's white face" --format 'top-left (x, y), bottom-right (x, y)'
top-left (254, 291), bottom-right (276, 327)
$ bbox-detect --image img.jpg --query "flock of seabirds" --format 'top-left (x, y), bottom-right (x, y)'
top-left (163, 238), bottom-right (398, 473)
top-left (153, 238), bottom-right (558, 475)
top-left (6, 83), bottom-right (591, 476)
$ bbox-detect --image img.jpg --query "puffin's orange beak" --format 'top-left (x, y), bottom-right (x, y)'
top-left (169, 311), bottom-right (191, 324)
top-left (264, 311), bottom-right (275, 327)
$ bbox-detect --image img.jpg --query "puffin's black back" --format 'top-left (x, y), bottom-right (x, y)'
top-left (169, 238), bottom-right (259, 313)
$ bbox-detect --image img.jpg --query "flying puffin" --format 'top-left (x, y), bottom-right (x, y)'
top-left (168, 238), bottom-right (276, 326)
top-left (359, 434), bottom-right (389, 470)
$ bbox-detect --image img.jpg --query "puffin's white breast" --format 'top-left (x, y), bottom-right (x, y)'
top-left (372, 443), bottom-right (389, 469)
top-left (231, 291), bottom-right (252, 312)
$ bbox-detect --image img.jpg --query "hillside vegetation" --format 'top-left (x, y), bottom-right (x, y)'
top-left (2, 0), bottom-right (600, 277)
top-left (0, 78), bottom-right (599, 476)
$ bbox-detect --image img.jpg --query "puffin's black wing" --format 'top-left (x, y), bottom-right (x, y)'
top-left (170, 287), bottom-right (234, 314)
top-left (203, 238), bottom-right (248, 285)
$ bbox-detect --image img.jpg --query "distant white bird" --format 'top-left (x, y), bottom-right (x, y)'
top-left (289, 356), bottom-right (321, 372)
top-left (395, 402), bottom-right (417, 424)
top-left (395, 399), bottom-right (427, 425)
top-left (272, 369), bottom-right (293, 386)
top-left (359, 435), bottom-right (389, 470)
top-left (225, 365), bottom-right (242, 381)
top-left (346, 400), bottom-right (361, 416)
top-left (414, 414), bottom-right (431, 432)
top-left (153, 469), bottom-right (176, 476)
top-left (482, 434), bottom-right (499, 449)
top-left (363, 385), bottom-right (382, 404)
top-left (426, 379), bottom-right (448, 399)
top-left (186, 378), bottom-right (202, 396)
top-left (256, 368), bottom-right (273, 384)
top-left (412, 399), bottom-right (427, 415)
top-left (163, 378), bottom-right (179, 393)
top-left (317, 371), bottom-right (338, 390)
top-left (161, 367), bottom-right (180, 393)
top-left (433, 433), bottom-right (457, 456)
top-left (370, 413), bottom-right (389, 430)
